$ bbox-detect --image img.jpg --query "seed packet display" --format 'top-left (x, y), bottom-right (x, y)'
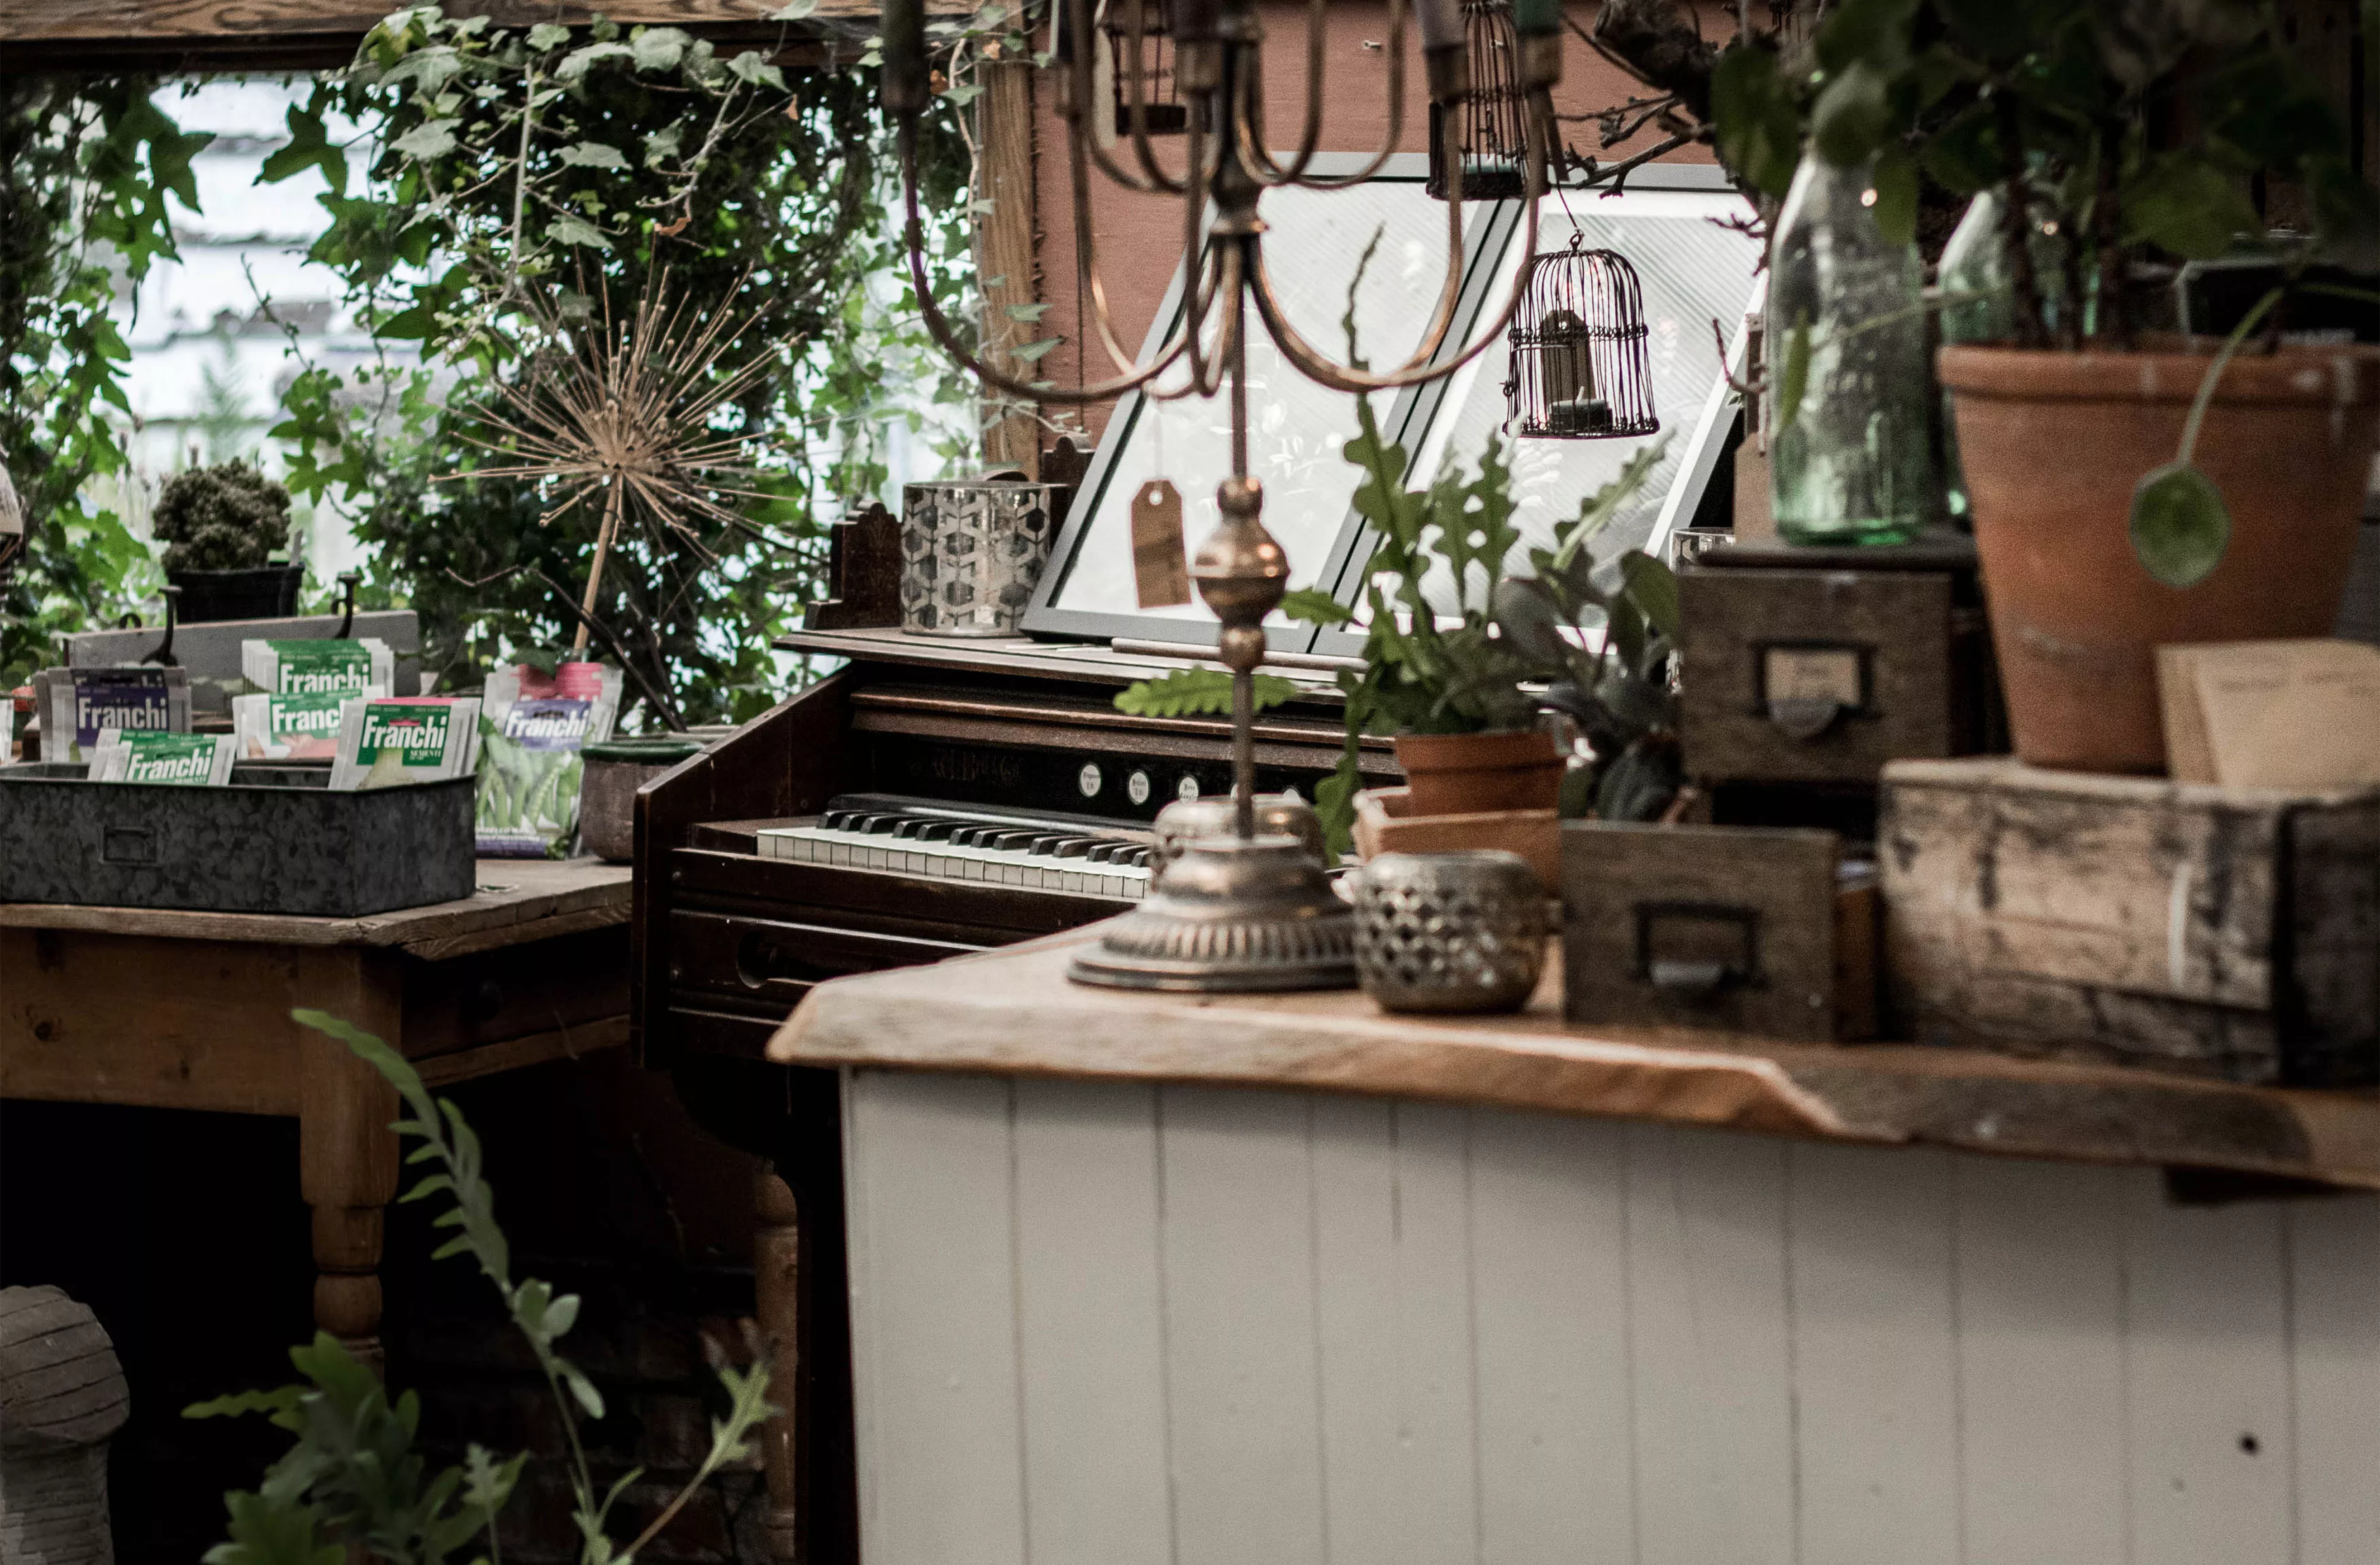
top-left (232, 687), bottom-right (385, 760)
top-left (87, 729), bottom-right (235, 786)
top-left (242, 638), bottom-right (395, 698)
top-left (475, 664), bottom-right (624, 858)
top-left (330, 697), bottom-right (483, 790)
top-left (35, 666), bottom-right (190, 762)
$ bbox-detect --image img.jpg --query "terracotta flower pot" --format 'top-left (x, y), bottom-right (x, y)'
top-left (1393, 727), bottom-right (1563, 814)
top-left (1941, 343), bottom-right (2380, 773)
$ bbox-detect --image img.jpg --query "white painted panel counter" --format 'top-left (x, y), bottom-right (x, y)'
top-left (836, 1071), bottom-right (2377, 1565)
top-left (772, 938), bottom-right (2380, 1565)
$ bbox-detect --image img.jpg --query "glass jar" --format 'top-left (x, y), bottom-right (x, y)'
top-left (1937, 184), bottom-right (2079, 522)
top-left (1767, 155), bottom-right (1934, 545)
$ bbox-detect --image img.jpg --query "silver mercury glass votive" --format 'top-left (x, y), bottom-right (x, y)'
top-left (1350, 850), bottom-right (1550, 1014)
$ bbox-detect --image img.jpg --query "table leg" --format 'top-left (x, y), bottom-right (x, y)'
top-left (753, 1163), bottom-right (802, 1565)
top-left (296, 951), bottom-right (403, 1372)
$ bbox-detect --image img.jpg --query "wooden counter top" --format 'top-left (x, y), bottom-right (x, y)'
top-left (770, 928), bottom-right (2380, 1190)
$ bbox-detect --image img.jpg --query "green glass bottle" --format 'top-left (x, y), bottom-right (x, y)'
top-left (1767, 155), bottom-right (1934, 546)
top-left (1937, 183), bottom-right (2079, 522)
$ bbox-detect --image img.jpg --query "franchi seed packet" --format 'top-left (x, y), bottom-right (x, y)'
top-left (232, 687), bottom-right (386, 760)
top-left (329, 696), bottom-right (481, 790)
top-left (87, 729), bottom-right (235, 786)
top-left (242, 638), bottom-right (396, 698)
top-left (35, 666), bottom-right (189, 762)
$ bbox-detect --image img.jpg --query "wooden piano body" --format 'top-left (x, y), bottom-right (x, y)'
top-left (633, 626), bottom-right (1391, 1061)
top-left (628, 625), bottom-right (1391, 1565)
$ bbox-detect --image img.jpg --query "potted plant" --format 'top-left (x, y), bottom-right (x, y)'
top-left (152, 459), bottom-right (305, 622)
top-left (1708, 0), bottom-right (2380, 772)
top-left (1119, 394), bottom-right (1682, 855)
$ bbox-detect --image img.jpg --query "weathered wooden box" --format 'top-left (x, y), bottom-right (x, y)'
top-left (1880, 757), bottom-right (2380, 1086)
top-left (0, 766), bottom-right (475, 916)
top-left (1561, 821), bottom-right (1877, 1043)
top-left (1350, 787), bottom-right (1559, 887)
top-left (1678, 536), bottom-right (2003, 790)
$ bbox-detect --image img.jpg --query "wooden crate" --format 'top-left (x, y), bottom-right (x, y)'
top-left (1678, 536), bottom-right (2002, 788)
top-left (1350, 787), bottom-right (1560, 887)
top-left (1880, 757), bottom-right (2380, 1086)
top-left (1561, 821), bottom-right (1877, 1042)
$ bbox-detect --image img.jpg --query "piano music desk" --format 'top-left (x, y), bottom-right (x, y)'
top-left (0, 859), bottom-right (632, 1366)
top-left (771, 934), bottom-right (2380, 1565)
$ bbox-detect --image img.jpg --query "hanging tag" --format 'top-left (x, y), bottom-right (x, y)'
top-left (1132, 479), bottom-right (1191, 607)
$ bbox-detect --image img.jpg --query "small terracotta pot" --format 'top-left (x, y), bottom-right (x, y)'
top-left (1942, 343), bottom-right (2380, 773)
top-left (1393, 727), bottom-right (1563, 814)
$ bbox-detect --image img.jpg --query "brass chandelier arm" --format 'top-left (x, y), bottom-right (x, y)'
top-left (896, 122), bottom-right (1199, 405)
top-left (1245, 114), bottom-right (1547, 393)
top-left (1237, 0), bottom-right (1413, 190)
top-left (1147, 242), bottom-right (1244, 402)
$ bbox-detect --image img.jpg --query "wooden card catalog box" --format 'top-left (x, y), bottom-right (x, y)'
top-left (1881, 758), bottom-right (2380, 1087)
top-left (1561, 821), bottom-right (1877, 1043)
top-left (1678, 536), bottom-right (2003, 787)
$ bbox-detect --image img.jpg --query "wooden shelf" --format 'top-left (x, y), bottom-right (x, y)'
top-left (0, 857), bottom-right (630, 959)
top-left (769, 929), bottom-right (2380, 1192)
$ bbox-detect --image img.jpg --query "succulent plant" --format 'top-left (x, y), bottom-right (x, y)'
top-left (154, 460), bottom-right (292, 572)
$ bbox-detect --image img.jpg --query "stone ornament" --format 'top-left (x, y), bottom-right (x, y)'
top-left (1, 1287), bottom-right (130, 1565)
top-left (1351, 850), bottom-right (1550, 1014)
top-left (898, 478), bottom-right (1060, 638)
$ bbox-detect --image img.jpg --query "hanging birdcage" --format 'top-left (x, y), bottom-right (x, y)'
top-left (1503, 237), bottom-right (1660, 438)
top-left (1426, 0), bottom-right (1529, 200)
top-left (1101, 0), bottom-right (1189, 137)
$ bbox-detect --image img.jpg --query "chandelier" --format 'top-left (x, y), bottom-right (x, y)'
top-left (878, 0), bottom-right (1565, 988)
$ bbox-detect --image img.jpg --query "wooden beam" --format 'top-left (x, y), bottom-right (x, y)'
top-left (0, 0), bottom-right (957, 75)
top-left (975, 50), bottom-right (1042, 476)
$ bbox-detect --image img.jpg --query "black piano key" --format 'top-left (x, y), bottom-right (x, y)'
top-left (1049, 838), bottom-right (1095, 858)
top-left (913, 821), bottom-right (959, 841)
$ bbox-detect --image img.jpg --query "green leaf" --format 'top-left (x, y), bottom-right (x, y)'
top-left (556, 39), bottom-right (635, 82)
top-left (1870, 144), bottom-right (1919, 246)
top-left (528, 21), bottom-right (573, 48)
top-left (1490, 577), bottom-right (1571, 667)
top-left (632, 26), bottom-right (692, 70)
top-left (1007, 337), bottom-right (1061, 362)
top-left (1814, 0), bottom-right (1920, 73)
top-left (1616, 549), bottom-right (1680, 640)
top-left (1278, 587), bottom-right (1355, 625)
top-left (391, 120), bottom-right (458, 160)
top-left (1112, 668), bottom-right (1300, 717)
top-left (1710, 45), bottom-right (1800, 199)
top-left (727, 50), bottom-right (788, 90)
top-left (545, 214), bottom-right (612, 250)
top-left (560, 1363), bottom-right (607, 1420)
top-left (2129, 464), bottom-right (2231, 587)
top-left (1812, 61), bottom-right (1891, 168)
top-left (559, 139), bottom-right (628, 169)
top-left (770, 0), bottom-right (819, 14)
top-left (1003, 301), bottom-right (1053, 322)
top-left (1774, 312), bottom-right (1812, 432)
top-left (2124, 154), bottom-right (2262, 260)
top-left (184, 1386), bottom-right (305, 1421)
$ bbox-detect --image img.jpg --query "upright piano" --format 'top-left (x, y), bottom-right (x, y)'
top-left (628, 625), bottom-right (1393, 1565)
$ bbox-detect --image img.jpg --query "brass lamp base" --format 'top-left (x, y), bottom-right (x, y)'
top-left (1068, 836), bottom-right (1357, 993)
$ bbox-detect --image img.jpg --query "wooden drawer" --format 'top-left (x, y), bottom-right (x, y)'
top-left (665, 908), bottom-right (983, 1008)
top-left (1678, 540), bottom-right (2003, 788)
top-left (1561, 821), bottom-right (1876, 1043)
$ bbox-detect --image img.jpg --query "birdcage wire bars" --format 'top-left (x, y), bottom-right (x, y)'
top-left (1100, 0), bottom-right (1189, 137)
top-left (1426, 0), bottom-right (1529, 200)
top-left (1503, 236), bottom-right (1659, 438)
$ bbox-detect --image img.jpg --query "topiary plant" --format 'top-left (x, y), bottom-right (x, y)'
top-left (153, 459), bottom-right (292, 572)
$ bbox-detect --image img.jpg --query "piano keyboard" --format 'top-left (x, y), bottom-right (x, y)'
top-left (758, 794), bottom-right (1157, 900)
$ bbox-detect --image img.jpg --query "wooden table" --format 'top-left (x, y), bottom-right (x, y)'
top-left (0, 860), bottom-right (634, 1362)
top-left (771, 931), bottom-right (2380, 1565)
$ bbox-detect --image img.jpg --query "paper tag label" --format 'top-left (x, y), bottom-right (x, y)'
top-left (1131, 479), bottom-right (1191, 608)
top-left (1763, 646), bottom-right (1863, 708)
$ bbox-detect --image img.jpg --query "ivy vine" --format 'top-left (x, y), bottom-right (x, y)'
top-left (265, 5), bottom-right (983, 723)
top-left (0, 78), bottom-right (211, 687)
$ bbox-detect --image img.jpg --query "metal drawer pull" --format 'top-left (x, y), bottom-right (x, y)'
top-left (1766, 695), bottom-right (1844, 741)
top-left (1635, 902), bottom-right (1760, 1001)
top-left (102, 828), bottom-right (158, 866)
